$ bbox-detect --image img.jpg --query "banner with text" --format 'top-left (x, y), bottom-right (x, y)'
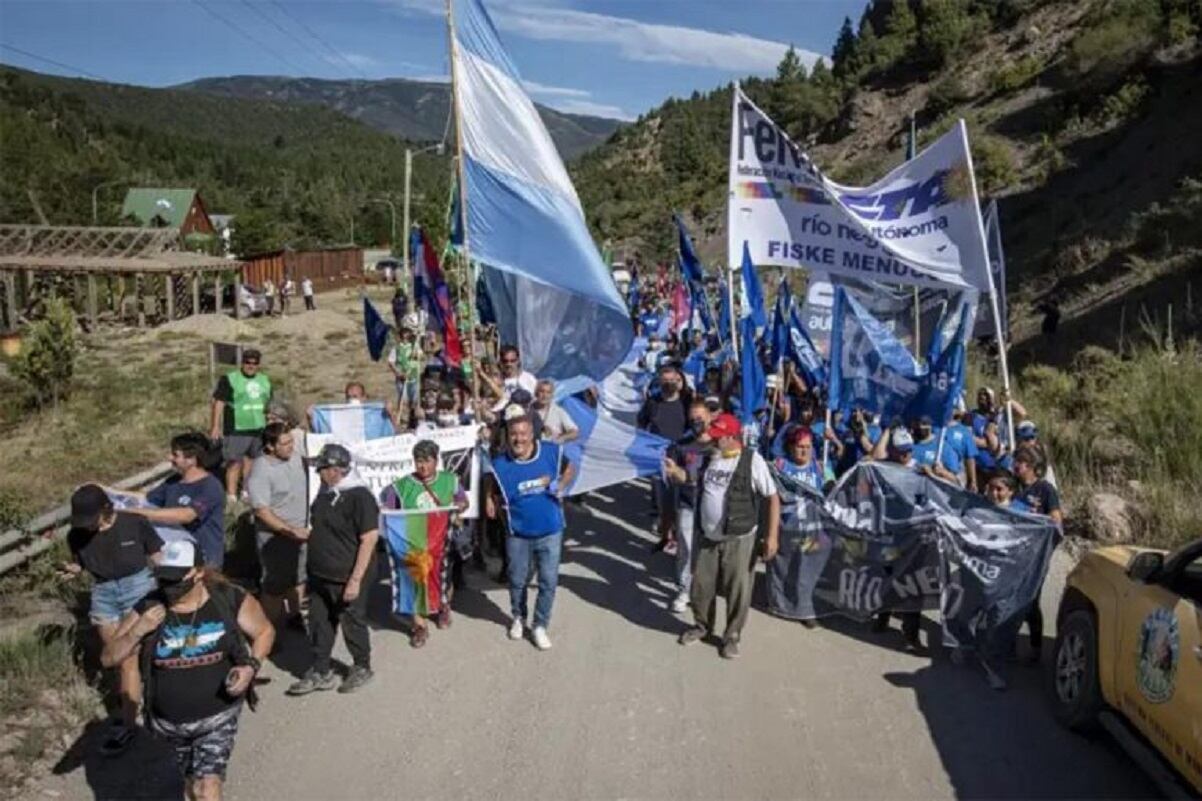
top-left (728, 86), bottom-right (991, 292)
top-left (307, 426), bottom-right (481, 518)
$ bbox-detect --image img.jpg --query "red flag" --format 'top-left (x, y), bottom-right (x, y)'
top-left (412, 228), bottom-right (462, 367)
top-left (671, 281), bottom-right (691, 334)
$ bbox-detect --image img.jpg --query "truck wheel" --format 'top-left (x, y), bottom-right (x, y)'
top-left (1049, 608), bottom-right (1104, 732)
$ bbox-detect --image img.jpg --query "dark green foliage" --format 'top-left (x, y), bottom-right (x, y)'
top-left (0, 67), bottom-right (452, 252)
top-left (11, 298), bottom-right (78, 408)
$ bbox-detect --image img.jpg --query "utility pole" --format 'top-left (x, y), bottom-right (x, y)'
top-left (403, 142), bottom-right (446, 273)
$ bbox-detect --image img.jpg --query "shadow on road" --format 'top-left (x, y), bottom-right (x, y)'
top-left (52, 721), bottom-right (183, 801)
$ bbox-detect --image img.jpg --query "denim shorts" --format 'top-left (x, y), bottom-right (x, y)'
top-left (90, 568), bottom-right (157, 625)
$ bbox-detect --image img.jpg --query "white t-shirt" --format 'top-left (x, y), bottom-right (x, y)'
top-left (491, 370), bottom-right (538, 411)
top-left (699, 449), bottom-right (776, 539)
top-left (301, 279), bottom-right (314, 296)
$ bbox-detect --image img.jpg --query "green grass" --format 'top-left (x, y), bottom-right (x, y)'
top-left (1010, 337), bottom-right (1202, 550)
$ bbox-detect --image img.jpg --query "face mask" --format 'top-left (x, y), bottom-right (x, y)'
top-left (160, 577), bottom-right (195, 605)
top-left (690, 419), bottom-right (706, 433)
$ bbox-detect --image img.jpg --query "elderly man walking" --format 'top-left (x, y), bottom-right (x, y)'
top-left (676, 413), bottom-right (780, 659)
top-left (487, 416), bottom-right (574, 651)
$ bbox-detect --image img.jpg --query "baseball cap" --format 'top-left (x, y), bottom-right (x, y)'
top-left (891, 428), bottom-right (915, 451)
top-left (1017, 421), bottom-right (1039, 440)
top-left (70, 484), bottom-right (113, 529)
top-left (241, 348), bottom-right (262, 364)
top-left (706, 412), bottom-right (742, 440)
top-left (155, 539), bottom-right (202, 581)
top-left (313, 443), bottom-right (352, 470)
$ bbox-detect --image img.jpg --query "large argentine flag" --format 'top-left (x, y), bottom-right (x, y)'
top-left (309, 403), bottom-right (396, 441)
top-left (561, 397), bottom-right (669, 496)
top-left (452, 0), bottom-right (632, 392)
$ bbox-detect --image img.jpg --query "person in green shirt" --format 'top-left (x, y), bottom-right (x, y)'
top-left (387, 327), bottom-right (423, 416)
top-left (381, 439), bottom-right (468, 648)
top-left (210, 349), bottom-right (272, 504)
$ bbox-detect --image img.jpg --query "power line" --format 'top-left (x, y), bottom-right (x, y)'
top-left (268, 0), bottom-right (368, 80)
top-left (238, 0), bottom-right (350, 78)
top-left (0, 43), bottom-right (108, 81)
top-left (189, 0), bottom-right (309, 75)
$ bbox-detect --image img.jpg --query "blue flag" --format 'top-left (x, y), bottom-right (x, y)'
top-left (739, 241), bottom-right (767, 328)
top-left (828, 286), bottom-right (925, 422)
top-left (674, 214), bottom-right (705, 285)
top-left (363, 296), bottom-right (390, 362)
top-left (910, 299), bottom-right (973, 424)
top-left (739, 315), bottom-right (765, 425)
top-left (786, 306), bottom-right (828, 390)
top-left (768, 277), bottom-right (792, 369)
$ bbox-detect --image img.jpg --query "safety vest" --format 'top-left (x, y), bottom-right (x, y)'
top-left (227, 370), bottom-right (271, 431)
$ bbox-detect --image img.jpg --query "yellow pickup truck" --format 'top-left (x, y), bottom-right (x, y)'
top-left (1049, 537), bottom-right (1202, 794)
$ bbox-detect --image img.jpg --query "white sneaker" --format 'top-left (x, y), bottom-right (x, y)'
top-left (531, 626), bottom-right (552, 651)
top-left (671, 592), bottom-right (689, 614)
top-left (507, 618), bottom-right (525, 640)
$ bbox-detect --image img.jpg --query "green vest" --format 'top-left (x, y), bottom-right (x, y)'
top-left (227, 370), bottom-right (271, 431)
top-left (392, 471), bottom-right (459, 510)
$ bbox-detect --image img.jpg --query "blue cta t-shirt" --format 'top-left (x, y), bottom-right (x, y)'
top-left (492, 442), bottom-right (565, 537)
top-left (147, 473), bottom-right (226, 567)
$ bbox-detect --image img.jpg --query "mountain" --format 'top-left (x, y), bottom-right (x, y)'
top-left (572, 0), bottom-right (1202, 359)
top-left (0, 65), bottom-right (452, 251)
top-left (179, 75), bottom-right (625, 159)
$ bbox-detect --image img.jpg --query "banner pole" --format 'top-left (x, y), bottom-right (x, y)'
top-left (726, 84), bottom-right (740, 360)
top-left (959, 120), bottom-right (1015, 449)
top-left (446, 0), bottom-right (480, 410)
top-left (822, 407), bottom-right (832, 467)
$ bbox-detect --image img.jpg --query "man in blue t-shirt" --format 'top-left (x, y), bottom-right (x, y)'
top-left (125, 432), bottom-right (227, 567)
top-left (941, 410), bottom-right (980, 492)
top-left (909, 416), bottom-right (957, 484)
top-left (487, 416), bottom-right (575, 651)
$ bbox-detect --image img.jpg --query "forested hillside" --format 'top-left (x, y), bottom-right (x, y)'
top-left (572, 0), bottom-right (1202, 351)
top-left (0, 66), bottom-right (453, 254)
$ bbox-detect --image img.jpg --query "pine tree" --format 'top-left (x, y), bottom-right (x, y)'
top-left (918, 0), bottom-right (973, 67)
top-left (776, 45), bottom-right (805, 83)
top-left (831, 17), bottom-right (860, 77)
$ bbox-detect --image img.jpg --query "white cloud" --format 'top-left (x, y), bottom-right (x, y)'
top-left (522, 79), bottom-right (590, 99)
top-left (340, 52), bottom-right (379, 70)
top-left (387, 0), bottom-right (821, 73)
top-left (547, 98), bottom-right (633, 121)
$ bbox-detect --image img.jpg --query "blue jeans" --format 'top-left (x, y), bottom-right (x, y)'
top-left (506, 532), bottom-right (562, 629)
top-left (90, 567), bottom-right (156, 625)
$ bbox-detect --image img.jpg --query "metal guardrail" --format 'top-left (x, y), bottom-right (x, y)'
top-left (0, 462), bottom-right (174, 576)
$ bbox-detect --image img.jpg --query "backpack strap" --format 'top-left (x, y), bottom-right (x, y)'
top-left (204, 580), bottom-right (260, 712)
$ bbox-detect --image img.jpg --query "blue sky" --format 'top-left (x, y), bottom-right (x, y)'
top-left (0, 0), bottom-right (864, 120)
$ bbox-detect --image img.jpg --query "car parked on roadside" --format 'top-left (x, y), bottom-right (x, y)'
top-left (199, 283), bottom-right (267, 317)
top-left (1050, 536), bottom-right (1202, 794)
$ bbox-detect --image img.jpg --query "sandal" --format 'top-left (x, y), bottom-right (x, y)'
top-left (436, 608), bottom-right (452, 630)
top-left (409, 625), bottom-right (429, 648)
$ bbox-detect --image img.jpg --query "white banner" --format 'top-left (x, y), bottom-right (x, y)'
top-left (306, 426), bottom-right (482, 518)
top-left (727, 86), bottom-right (991, 292)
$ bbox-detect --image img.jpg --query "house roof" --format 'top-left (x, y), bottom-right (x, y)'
top-left (121, 188), bottom-right (199, 228)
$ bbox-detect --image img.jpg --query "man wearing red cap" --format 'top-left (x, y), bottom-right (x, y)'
top-left (671, 412), bottom-right (779, 659)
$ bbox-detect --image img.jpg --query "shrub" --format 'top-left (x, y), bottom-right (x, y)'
top-left (1094, 78), bottom-right (1149, 127)
top-left (1064, 2), bottom-right (1160, 83)
top-left (988, 56), bottom-right (1042, 94)
top-left (926, 74), bottom-right (971, 115)
top-left (971, 134), bottom-right (1018, 194)
top-left (10, 298), bottom-right (79, 409)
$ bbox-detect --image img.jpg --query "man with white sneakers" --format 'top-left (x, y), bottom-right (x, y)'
top-left (486, 416), bottom-right (575, 650)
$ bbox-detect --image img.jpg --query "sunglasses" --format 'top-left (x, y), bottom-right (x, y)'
top-left (502, 358), bottom-right (518, 365)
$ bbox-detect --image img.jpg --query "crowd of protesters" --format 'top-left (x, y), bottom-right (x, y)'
top-left (56, 273), bottom-right (1062, 797)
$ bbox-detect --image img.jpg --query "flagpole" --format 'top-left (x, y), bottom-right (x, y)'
top-left (446, 0), bottom-right (480, 409)
top-left (959, 120), bottom-right (1015, 448)
top-left (726, 84), bottom-right (740, 359)
top-left (907, 111), bottom-right (922, 360)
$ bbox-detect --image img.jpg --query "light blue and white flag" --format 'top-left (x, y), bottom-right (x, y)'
top-left (309, 402), bottom-right (396, 441)
top-left (452, 0), bottom-right (631, 394)
top-left (595, 337), bottom-right (651, 426)
top-left (561, 396), bottom-right (669, 496)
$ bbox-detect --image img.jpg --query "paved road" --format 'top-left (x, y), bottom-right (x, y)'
top-left (29, 481), bottom-right (1154, 801)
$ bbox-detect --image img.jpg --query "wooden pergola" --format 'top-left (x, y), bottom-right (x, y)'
top-left (0, 224), bottom-right (245, 330)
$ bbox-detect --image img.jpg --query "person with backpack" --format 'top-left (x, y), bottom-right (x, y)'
top-left (100, 539), bottom-right (274, 801)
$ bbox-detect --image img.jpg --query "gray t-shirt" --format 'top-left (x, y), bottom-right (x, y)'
top-left (246, 447), bottom-right (308, 532)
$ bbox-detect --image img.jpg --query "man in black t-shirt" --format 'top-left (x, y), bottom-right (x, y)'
top-left (1014, 448), bottom-right (1063, 525)
top-left (287, 444), bottom-right (380, 697)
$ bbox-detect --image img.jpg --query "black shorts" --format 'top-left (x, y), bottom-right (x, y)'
top-left (150, 705), bottom-right (241, 779)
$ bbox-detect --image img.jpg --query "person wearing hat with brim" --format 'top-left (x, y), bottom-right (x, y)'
top-left (287, 443), bottom-right (380, 696)
top-left (99, 539), bottom-right (274, 799)
top-left (209, 348), bottom-right (272, 505)
top-left (674, 412), bottom-right (780, 660)
top-left (63, 484), bottom-right (165, 756)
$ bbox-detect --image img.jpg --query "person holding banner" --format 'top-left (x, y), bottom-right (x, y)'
top-left (381, 440), bottom-right (469, 649)
top-left (487, 417), bottom-right (575, 651)
top-left (677, 413), bottom-right (780, 660)
top-left (870, 428), bottom-right (924, 652)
